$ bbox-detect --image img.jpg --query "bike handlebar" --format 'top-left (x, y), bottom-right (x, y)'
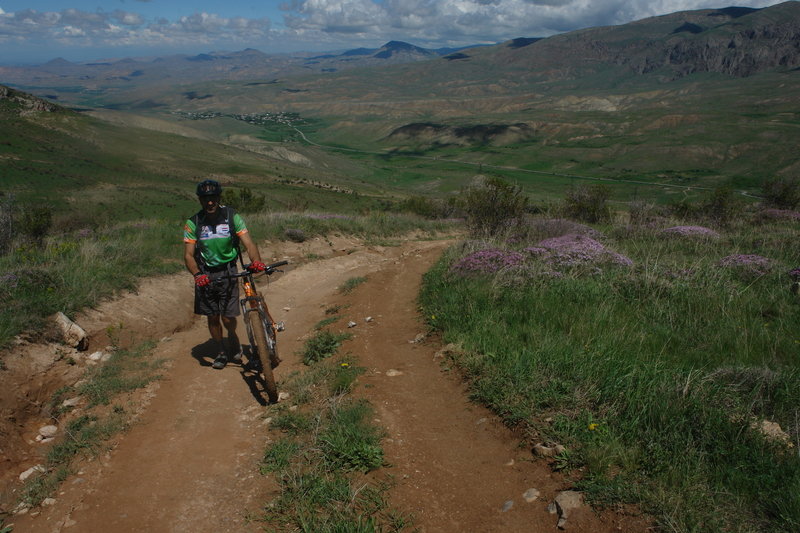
top-left (214, 260), bottom-right (289, 280)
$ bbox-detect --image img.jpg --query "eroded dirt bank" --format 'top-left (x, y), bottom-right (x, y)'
top-left (3, 235), bottom-right (647, 532)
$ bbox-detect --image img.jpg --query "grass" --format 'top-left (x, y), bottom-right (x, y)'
top-left (299, 330), bottom-right (353, 365)
top-left (420, 211), bottom-right (800, 532)
top-left (19, 341), bottom-right (162, 508)
top-left (0, 211), bottom-right (457, 349)
top-left (339, 276), bottom-right (367, 294)
top-left (258, 337), bottom-right (408, 531)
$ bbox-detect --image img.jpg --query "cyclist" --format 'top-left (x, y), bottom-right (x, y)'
top-left (183, 179), bottom-right (266, 369)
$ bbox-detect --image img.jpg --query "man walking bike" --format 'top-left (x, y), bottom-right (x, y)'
top-left (183, 179), bottom-right (266, 369)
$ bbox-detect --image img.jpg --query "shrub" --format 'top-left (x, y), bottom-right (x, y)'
top-left (20, 204), bottom-right (53, 245)
top-left (762, 176), bottom-right (800, 210)
top-left (222, 186), bottom-right (266, 213)
top-left (459, 176), bottom-right (528, 237)
top-left (398, 195), bottom-right (457, 219)
top-left (284, 228), bottom-right (306, 242)
top-left (0, 194), bottom-right (13, 255)
top-left (563, 184), bottom-right (611, 223)
top-left (702, 186), bottom-right (741, 225)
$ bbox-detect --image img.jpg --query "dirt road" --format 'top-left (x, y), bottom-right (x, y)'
top-left (5, 236), bottom-right (645, 532)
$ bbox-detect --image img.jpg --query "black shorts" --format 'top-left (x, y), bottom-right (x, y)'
top-left (194, 264), bottom-right (240, 317)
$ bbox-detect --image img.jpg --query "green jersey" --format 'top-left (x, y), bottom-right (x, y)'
top-left (183, 207), bottom-right (248, 268)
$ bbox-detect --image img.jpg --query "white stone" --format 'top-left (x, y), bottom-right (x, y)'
top-left (19, 465), bottom-right (45, 481)
top-left (42, 498), bottom-right (57, 506)
top-left (365, 316), bottom-right (373, 322)
top-left (39, 425), bottom-right (58, 438)
top-left (524, 488), bottom-right (541, 502)
top-left (385, 369), bottom-right (404, 377)
top-left (62, 397), bottom-right (82, 408)
top-left (53, 312), bottom-right (88, 351)
top-left (347, 321), bottom-right (357, 328)
top-left (88, 351), bottom-right (104, 361)
top-left (278, 392), bottom-right (290, 401)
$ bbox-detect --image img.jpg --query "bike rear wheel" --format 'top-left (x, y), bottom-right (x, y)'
top-left (248, 310), bottom-right (279, 403)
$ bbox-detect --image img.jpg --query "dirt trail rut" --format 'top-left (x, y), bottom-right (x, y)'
top-left (8, 237), bottom-right (644, 532)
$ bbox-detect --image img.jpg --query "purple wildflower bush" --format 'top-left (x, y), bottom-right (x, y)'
top-left (450, 233), bottom-right (633, 280)
top-left (789, 268), bottom-right (800, 281)
top-left (717, 254), bottom-right (773, 277)
top-left (450, 248), bottom-right (525, 276)
top-left (532, 233), bottom-right (634, 268)
top-left (661, 226), bottom-right (720, 238)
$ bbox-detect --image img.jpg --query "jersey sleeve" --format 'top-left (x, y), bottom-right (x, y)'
top-left (233, 213), bottom-right (248, 236)
top-left (183, 218), bottom-right (197, 243)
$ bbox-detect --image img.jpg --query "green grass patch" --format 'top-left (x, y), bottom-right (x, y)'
top-left (420, 214), bottom-right (800, 532)
top-left (300, 330), bottom-right (353, 365)
top-left (259, 350), bottom-right (408, 531)
top-left (338, 276), bottom-right (367, 294)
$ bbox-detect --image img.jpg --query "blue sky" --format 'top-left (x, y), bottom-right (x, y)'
top-left (0, 0), bottom-right (788, 65)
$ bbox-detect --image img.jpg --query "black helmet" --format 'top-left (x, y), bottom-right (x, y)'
top-left (196, 179), bottom-right (222, 197)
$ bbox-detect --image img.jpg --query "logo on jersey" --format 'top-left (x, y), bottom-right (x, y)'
top-left (199, 223), bottom-right (231, 240)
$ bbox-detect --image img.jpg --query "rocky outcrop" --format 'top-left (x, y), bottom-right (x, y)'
top-left (0, 84), bottom-right (61, 114)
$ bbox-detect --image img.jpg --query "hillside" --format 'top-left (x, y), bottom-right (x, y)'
top-left (0, 84), bottom-right (388, 222)
top-left (2, 3), bottom-right (799, 201)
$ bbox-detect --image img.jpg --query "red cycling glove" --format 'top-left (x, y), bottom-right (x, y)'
top-left (194, 273), bottom-right (210, 287)
top-left (248, 261), bottom-right (266, 273)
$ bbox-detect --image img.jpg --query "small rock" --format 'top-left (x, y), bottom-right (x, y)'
top-left (278, 392), bottom-right (290, 401)
top-left (88, 351), bottom-right (105, 361)
top-left (347, 321), bottom-right (357, 328)
top-left (100, 352), bottom-right (112, 362)
top-left (533, 443), bottom-right (566, 458)
top-left (476, 417), bottom-right (487, 425)
top-left (13, 502), bottom-right (30, 514)
top-left (365, 316), bottom-right (373, 322)
top-left (19, 465), bottom-right (45, 481)
top-left (53, 312), bottom-right (88, 351)
top-left (752, 419), bottom-right (793, 447)
top-left (549, 491), bottom-right (584, 530)
top-left (42, 498), bottom-right (57, 506)
top-left (502, 500), bottom-right (514, 512)
top-left (523, 488), bottom-right (540, 503)
top-left (39, 425), bottom-right (58, 438)
top-left (385, 369), bottom-right (404, 377)
top-left (283, 307), bottom-right (291, 312)
top-left (409, 333), bottom-right (426, 344)
top-left (62, 397), bottom-right (82, 408)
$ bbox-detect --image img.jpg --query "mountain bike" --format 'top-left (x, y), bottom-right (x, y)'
top-left (218, 260), bottom-right (288, 403)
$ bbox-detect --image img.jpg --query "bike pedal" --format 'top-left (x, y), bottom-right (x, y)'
top-left (276, 321), bottom-right (285, 332)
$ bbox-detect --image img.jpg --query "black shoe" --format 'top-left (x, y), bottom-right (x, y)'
top-left (211, 353), bottom-right (228, 369)
top-left (230, 348), bottom-right (243, 364)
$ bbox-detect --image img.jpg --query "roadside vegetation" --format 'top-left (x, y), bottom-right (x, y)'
top-left (0, 204), bottom-right (457, 349)
top-left (258, 316), bottom-right (410, 531)
top-left (420, 178), bottom-right (800, 532)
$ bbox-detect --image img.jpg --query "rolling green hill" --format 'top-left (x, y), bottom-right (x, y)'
top-left (3, 3), bottom-right (799, 205)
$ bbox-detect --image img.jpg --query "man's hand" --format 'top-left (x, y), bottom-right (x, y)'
top-left (248, 261), bottom-right (266, 273)
top-left (194, 273), bottom-right (210, 287)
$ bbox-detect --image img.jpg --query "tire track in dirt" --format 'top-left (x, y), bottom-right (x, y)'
top-left (8, 236), bottom-right (646, 532)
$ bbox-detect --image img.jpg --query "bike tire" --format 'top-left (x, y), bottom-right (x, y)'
top-left (264, 320), bottom-right (281, 370)
top-left (248, 310), bottom-right (279, 404)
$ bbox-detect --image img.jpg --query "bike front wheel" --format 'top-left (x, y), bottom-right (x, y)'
top-left (248, 310), bottom-right (279, 403)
